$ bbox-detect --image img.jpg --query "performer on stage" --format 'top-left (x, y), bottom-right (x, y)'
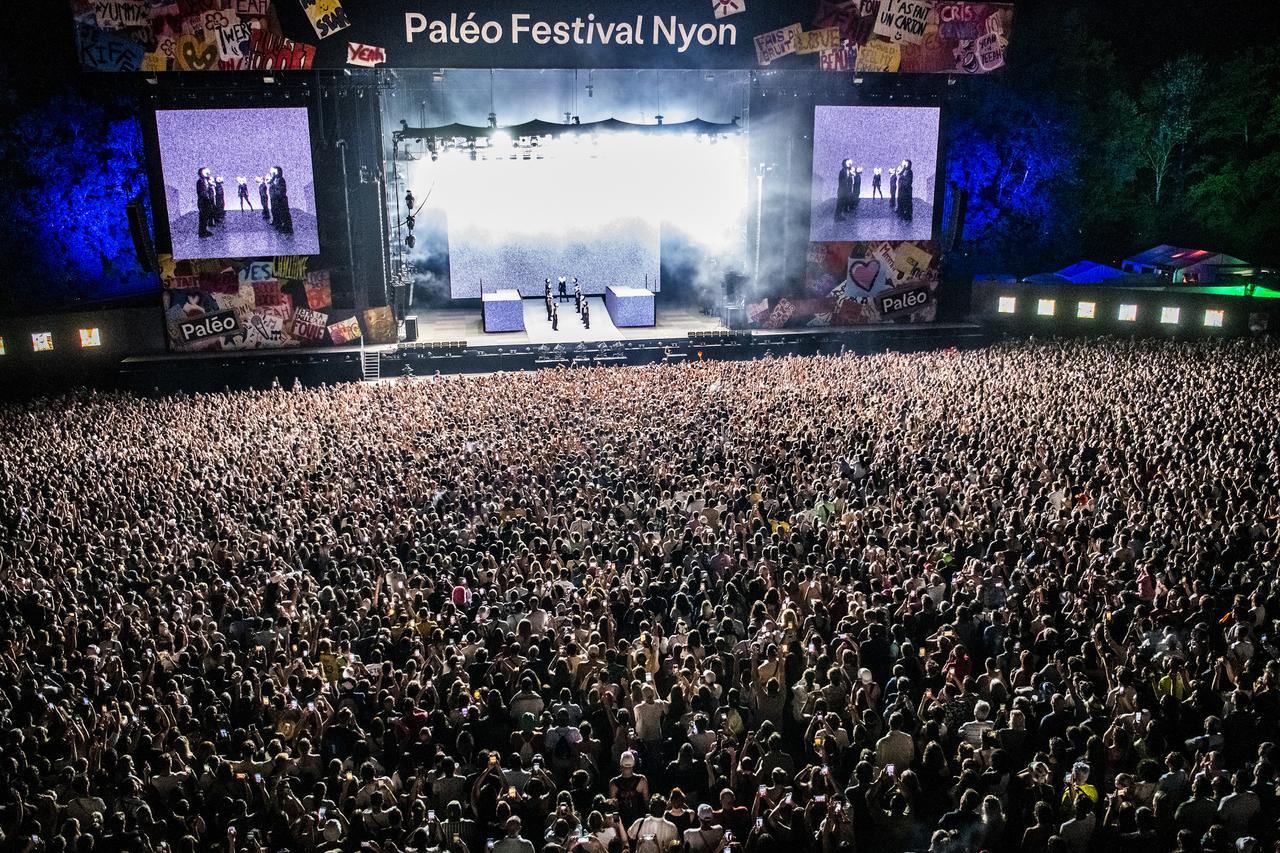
top-left (237, 177), bottom-right (252, 212)
top-left (258, 176), bottom-right (271, 223)
top-left (214, 177), bottom-right (226, 224)
top-left (835, 159), bottom-right (854, 222)
top-left (196, 168), bottom-right (215, 238)
top-left (558, 276), bottom-right (568, 303)
top-left (889, 167), bottom-right (899, 211)
top-left (898, 159), bottom-right (914, 221)
top-left (545, 278), bottom-right (552, 300)
top-left (872, 167), bottom-right (883, 199)
top-left (545, 293), bottom-right (554, 321)
top-left (552, 305), bottom-right (559, 331)
top-left (582, 302), bottom-right (590, 329)
top-left (574, 280), bottom-right (583, 314)
top-left (268, 166), bottom-right (294, 234)
top-left (852, 167), bottom-right (863, 211)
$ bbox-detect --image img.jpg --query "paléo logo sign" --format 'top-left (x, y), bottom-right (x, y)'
top-left (179, 308), bottom-right (241, 343)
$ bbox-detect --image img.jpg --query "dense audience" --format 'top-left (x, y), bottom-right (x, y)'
top-left (1, 338), bottom-right (1278, 853)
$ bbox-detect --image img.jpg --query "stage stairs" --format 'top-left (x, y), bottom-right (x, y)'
top-left (361, 350), bottom-right (381, 381)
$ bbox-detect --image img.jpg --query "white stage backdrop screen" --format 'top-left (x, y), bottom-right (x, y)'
top-left (406, 134), bottom-right (747, 299)
top-left (156, 107), bottom-right (321, 261)
top-left (808, 105), bottom-right (940, 244)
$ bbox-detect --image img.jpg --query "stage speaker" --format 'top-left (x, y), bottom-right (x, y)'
top-left (126, 198), bottom-right (156, 272)
top-left (404, 315), bottom-right (419, 342)
top-left (393, 284), bottom-right (411, 318)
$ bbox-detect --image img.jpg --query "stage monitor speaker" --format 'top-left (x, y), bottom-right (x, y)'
top-left (403, 315), bottom-right (419, 342)
top-left (126, 198), bottom-right (156, 272)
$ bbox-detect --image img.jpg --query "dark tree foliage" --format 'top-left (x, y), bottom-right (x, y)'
top-left (0, 77), bottom-right (157, 313)
top-left (947, 3), bottom-right (1280, 274)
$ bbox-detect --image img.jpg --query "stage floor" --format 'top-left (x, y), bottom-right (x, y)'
top-left (414, 296), bottom-right (726, 346)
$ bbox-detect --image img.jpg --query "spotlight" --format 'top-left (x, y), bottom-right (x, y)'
top-left (997, 296), bottom-right (1016, 314)
top-left (1204, 309), bottom-right (1225, 328)
top-left (1159, 306), bottom-right (1181, 324)
top-left (1118, 304), bottom-right (1137, 322)
top-left (1036, 298), bottom-right (1055, 317)
top-left (1076, 301), bottom-right (1096, 319)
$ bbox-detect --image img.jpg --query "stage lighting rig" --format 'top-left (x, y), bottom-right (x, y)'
top-left (405, 191), bottom-right (415, 210)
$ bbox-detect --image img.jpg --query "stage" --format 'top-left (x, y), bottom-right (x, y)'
top-left (414, 296), bottom-right (724, 346)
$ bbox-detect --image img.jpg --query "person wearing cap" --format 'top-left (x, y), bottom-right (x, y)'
top-left (684, 804), bottom-right (725, 853)
top-left (610, 751), bottom-right (649, 826)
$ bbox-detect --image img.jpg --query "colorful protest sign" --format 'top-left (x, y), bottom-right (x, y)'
top-left (363, 306), bottom-right (397, 344)
top-left (796, 27), bottom-right (841, 55)
top-left (976, 30), bottom-right (1006, 71)
top-left (305, 271), bottom-right (333, 310)
top-left (873, 0), bottom-right (934, 45)
top-left (753, 23), bottom-right (801, 66)
top-left (174, 32), bottom-right (220, 70)
top-left (292, 307), bottom-right (329, 342)
top-left (247, 29), bottom-right (317, 70)
top-left (819, 44), bottom-right (857, 71)
top-left (273, 256), bottom-right (308, 280)
top-left (346, 42), bottom-right (387, 67)
top-left (855, 38), bottom-right (900, 71)
top-left (77, 25), bottom-right (144, 71)
top-left (299, 0), bottom-right (351, 39)
top-left (327, 316), bottom-right (362, 345)
top-left (92, 0), bottom-right (149, 30)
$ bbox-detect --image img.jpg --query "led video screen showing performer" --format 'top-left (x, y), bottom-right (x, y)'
top-left (404, 132), bottom-right (747, 300)
top-left (155, 107), bottom-right (321, 261)
top-left (808, 105), bottom-right (940, 243)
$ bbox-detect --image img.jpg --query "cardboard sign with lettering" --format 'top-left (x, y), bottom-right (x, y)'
top-left (93, 0), bottom-right (150, 30)
top-left (856, 38), bottom-right (901, 71)
top-left (305, 270), bottom-right (333, 310)
top-left (299, 0), bottom-right (351, 39)
top-left (820, 44), bottom-right (857, 71)
top-left (753, 23), bottom-right (801, 66)
top-left (796, 27), bottom-right (841, 56)
top-left (293, 307), bottom-right (329, 342)
top-left (274, 256), bottom-right (308, 279)
top-left (77, 25), bottom-right (144, 71)
top-left (873, 0), bottom-right (934, 45)
top-left (327, 315), bottom-right (362, 345)
top-left (248, 28), bottom-right (317, 70)
top-left (346, 42), bottom-right (386, 67)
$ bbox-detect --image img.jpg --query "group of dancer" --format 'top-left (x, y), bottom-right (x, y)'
top-left (196, 166), bottom-right (294, 239)
top-left (835, 158), bottom-right (915, 222)
top-left (543, 275), bottom-right (590, 331)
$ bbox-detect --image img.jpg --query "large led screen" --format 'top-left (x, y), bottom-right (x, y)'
top-left (155, 108), bottom-right (320, 261)
top-left (808, 105), bottom-right (940, 243)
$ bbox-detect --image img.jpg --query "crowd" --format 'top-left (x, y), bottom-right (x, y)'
top-left (1, 338), bottom-right (1278, 853)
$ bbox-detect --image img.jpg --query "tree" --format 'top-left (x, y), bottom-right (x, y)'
top-left (1134, 57), bottom-right (1206, 205)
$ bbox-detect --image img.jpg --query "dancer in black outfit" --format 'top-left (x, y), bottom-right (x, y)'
top-left (259, 176), bottom-right (271, 223)
top-left (835, 159), bottom-right (854, 222)
top-left (898, 159), bottom-right (914, 221)
top-left (237, 177), bottom-right (252, 212)
top-left (558, 276), bottom-right (568, 303)
top-left (872, 167), bottom-right (883, 199)
top-left (852, 167), bottom-right (863, 212)
top-left (545, 293), bottom-right (554, 322)
top-left (551, 305), bottom-right (559, 331)
top-left (214, 177), bottom-right (226, 224)
top-left (889, 167), bottom-right (898, 212)
top-left (196, 168), bottom-right (215, 238)
top-left (268, 166), bottom-right (294, 234)
top-left (582, 302), bottom-right (590, 329)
